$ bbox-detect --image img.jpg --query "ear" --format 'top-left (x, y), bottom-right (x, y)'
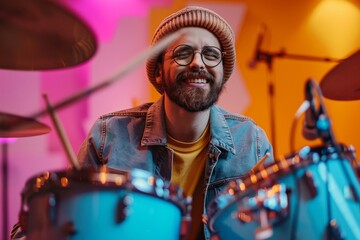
top-left (155, 63), bottom-right (162, 84)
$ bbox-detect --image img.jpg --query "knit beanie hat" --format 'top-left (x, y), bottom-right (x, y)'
top-left (146, 6), bottom-right (236, 93)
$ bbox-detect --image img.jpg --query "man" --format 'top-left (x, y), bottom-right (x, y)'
top-left (11, 5), bottom-right (273, 240)
top-left (78, 6), bottom-right (273, 239)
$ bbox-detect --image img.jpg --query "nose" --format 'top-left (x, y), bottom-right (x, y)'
top-left (189, 51), bottom-right (205, 70)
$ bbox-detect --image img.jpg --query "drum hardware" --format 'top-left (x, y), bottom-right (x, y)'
top-left (206, 143), bottom-right (360, 239)
top-left (301, 79), bottom-right (360, 236)
top-left (2, 5), bottom-right (185, 238)
top-left (301, 171), bottom-right (317, 199)
top-left (320, 49), bottom-right (360, 101)
top-left (339, 144), bottom-right (359, 178)
top-left (1, 139), bottom-right (13, 240)
top-left (237, 184), bottom-right (289, 240)
top-left (0, 24), bottom-right (183, 138)
top-left (0, 29), bottom-right (184, 139)
top-left (0, 0), bottom-right (95, 233)
top-left (248, 24), bottom-right (342, 157)
top-left (328, 220), bottom-right (344, 240)
top-left (19, 168), bottom-right (192, 239)
top-left (61, 221), bottom-right (77, 236)
top-left (0, 29), bottom-right (184, 169)
top-left (0, 116), bottom-right (50, 240)
top-left (181, 197), bottom-right (193, 239)
top-left (0, 0), bottom-right (97, 70)
top-left (0, 112), bottom-right (51, 138)
top-left (115, 194), bottom-right (132, 224)
top-left (301, 79), bottom-right (341, 153)
top-left (48, 194), bottom-right (57, 225)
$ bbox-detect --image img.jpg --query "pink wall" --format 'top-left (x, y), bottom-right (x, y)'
top-left (0, 0), bottom-right (172, 236)
top-left (4, 1), bottom-right (356, 237)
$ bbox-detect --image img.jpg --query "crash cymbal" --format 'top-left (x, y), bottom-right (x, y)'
top-left (0, 112), bottom-right (51, 138)
top-left (0, 0), bottom-right (97, 70)
top-left (320, 49), bottom-right (360, 100)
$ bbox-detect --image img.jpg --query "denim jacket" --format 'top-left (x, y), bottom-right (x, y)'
top-left (77, 95), bottom-right (273, 239)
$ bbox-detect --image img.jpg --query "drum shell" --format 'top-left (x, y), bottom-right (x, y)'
top-left (207, 146), bottom-right (360, 240)
top-left (21, 169), bottom-right (189, 240)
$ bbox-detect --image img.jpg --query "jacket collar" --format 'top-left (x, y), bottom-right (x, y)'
top-left (209, 105), bottom-right (236, 154)
top-left (141, 96), bottom-right (167, 146)
top-left (141, 96), bottom-right (236, 154)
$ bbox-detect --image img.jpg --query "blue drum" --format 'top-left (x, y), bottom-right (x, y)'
top-left (206, 145), bottom-right (360, 240)
top-left (20, 168), bottom-right (191, 240)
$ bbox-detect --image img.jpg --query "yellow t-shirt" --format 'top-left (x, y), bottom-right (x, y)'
top-left (167, 124), bottom-right (210, 239)
top-left (168, 124), bottom-right (209, 196)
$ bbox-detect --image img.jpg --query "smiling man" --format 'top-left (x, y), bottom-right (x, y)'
top-left (78, 6), bottom-right (273, 240)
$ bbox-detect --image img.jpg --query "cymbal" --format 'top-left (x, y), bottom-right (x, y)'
top-left (320, 49), bottom-right (360, 100)
top-left (0, 112), bottom-right (51, 138)
top-left (0, 0), bottom-right (97, 70)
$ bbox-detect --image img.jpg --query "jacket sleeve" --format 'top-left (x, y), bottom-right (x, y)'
top-left (258, 126), bottom-right (274, 165)
top-left (77, 118), bottom-right (104, 169)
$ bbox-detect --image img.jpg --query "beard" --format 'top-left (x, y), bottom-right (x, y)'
top-left (162, 70), bottom-right (224, 112)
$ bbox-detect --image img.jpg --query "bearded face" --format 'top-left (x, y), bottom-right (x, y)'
top-left (162, 69), bottom-right (225, 112)
top-left (158, 28), bottom-right (225, 112)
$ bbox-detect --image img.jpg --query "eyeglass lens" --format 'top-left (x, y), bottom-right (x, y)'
top-left (172, 45), bottom-right (223, 67)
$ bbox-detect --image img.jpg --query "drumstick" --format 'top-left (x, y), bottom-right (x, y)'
top-left (43, 94), bottom-right (81, 170)
top-left (30, 30), bottom-right (185, 119)
top-left (249, 152), bottom-right (270, 174)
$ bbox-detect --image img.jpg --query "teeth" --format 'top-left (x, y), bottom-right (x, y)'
top-left (187, 79), bottom-right (207, 84)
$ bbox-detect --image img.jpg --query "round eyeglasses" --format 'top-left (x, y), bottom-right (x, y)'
top-left (170, 44), bottom-right (225, 67)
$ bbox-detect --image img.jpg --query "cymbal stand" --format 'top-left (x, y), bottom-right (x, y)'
top-left (254, 48), bottom-right (341, 157)
top-left (1, 138), bottom-right (16, 240)
top-left (2, 141), bottom-right (9, 240)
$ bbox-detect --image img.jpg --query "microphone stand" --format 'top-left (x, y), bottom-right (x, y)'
top-left (254, 48), bottom-right (341, 157)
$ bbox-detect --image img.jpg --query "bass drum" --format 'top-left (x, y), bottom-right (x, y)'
top-left (206, 145), bottom-right (360, 240)
top-left (19, 167), bottom-right (191, 240)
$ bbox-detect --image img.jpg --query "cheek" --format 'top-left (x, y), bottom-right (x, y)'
top-left (211, 65), bottom-right (224, 82)
top-left (163, 64), bottom-right (182, 82)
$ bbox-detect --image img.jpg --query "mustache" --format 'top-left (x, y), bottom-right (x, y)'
top-left (177, 71), bottom-right (215, 83)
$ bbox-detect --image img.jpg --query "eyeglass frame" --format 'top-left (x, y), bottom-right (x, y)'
top-left (166, 44), bottom-right (226, 68)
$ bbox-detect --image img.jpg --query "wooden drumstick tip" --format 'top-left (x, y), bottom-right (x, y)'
top-left (250, 152), bottom-right (270, 174)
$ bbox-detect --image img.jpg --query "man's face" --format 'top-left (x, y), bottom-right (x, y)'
top-left (158, 27), bottom-right (225, 112)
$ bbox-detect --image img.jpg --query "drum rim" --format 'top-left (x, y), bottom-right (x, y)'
top-left (21, 167), bottom-right (191, 216)
top-left (206, 144), bottom-right (352, 229)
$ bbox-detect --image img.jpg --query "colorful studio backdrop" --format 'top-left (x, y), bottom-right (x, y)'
top-left (0, 0), bottom-right (359, 235)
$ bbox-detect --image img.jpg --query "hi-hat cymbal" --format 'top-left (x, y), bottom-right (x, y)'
top-left (320, 49), bottom-right (360, 101)
top-left (0, 112), bottom-right (51, 138)
top-left (0, 0), bottom-right (97, 70)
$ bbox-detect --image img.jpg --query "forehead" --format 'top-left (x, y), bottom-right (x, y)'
top-left (169, 27), bottom-right (221, 49)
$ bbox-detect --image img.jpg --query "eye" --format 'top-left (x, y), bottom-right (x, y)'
top-left (173, 45), bottom-right (193, 59)
top-left (202, 47), bottom-right (221, 60)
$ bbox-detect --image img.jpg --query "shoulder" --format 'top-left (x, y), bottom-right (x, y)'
top-left (211, 105), bottom-right (272, 153)
top-left (212, 105), bottom-right (257, 125)
top-left (99, 102), bottom-right (154, 120)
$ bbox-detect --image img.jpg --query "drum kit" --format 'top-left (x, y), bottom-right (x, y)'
top-left (1, 1), bottom-right (360, 240)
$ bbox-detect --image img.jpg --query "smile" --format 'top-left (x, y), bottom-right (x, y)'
top-left (186, 78), bottom-right (208, 84)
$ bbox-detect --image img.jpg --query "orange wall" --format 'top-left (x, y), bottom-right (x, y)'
top-left (149, 0), bottom-right (360, 161)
